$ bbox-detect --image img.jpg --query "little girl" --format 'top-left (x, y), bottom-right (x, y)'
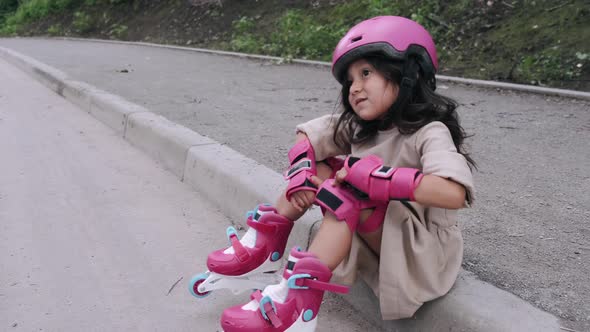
top-left (201, 15), bottom-right (475, 331)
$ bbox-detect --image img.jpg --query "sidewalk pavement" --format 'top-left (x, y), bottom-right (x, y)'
top-left (0, 45), bottom-right (564, 331)
top-left (0, 56), bottom-right (379, 332)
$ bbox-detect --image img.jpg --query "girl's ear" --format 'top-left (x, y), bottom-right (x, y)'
top-left (390, 81), bottom-right (400, 100)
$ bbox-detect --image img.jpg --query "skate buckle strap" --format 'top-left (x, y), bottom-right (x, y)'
top-left (251, 291), bottom-right (283, 328)
top-left (287, 273), bottom-right (349, 294)
top-left (246, 217), bottom-right (276, 234)
top-left (226, 227), bottom-right (250, 262)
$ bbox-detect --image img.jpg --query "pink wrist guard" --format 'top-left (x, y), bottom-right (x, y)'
top-left (343, 155), bottom-right (424, 201)
top-left (284, 138), bottom-right (317, 201)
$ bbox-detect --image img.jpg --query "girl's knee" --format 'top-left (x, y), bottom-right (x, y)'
top-left (357, 204), bottom-right (386, 234)
top-left (359, 208), bottom-right (375, 223)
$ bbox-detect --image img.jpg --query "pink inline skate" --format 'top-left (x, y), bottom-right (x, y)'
top-left (189, 204), bottom-right (294, 297)
top-left (220, 246), bottom-right (349, 332)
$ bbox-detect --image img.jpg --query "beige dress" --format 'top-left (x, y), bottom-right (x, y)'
top-left (296, 114), bottom-right (475, 320)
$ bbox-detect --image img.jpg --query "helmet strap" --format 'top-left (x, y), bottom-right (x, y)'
top-left (395, 58), bottom-right (419, 104)
top-left (378, 58), bottom-right (418, 130)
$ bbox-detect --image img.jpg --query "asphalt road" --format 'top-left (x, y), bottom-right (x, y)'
top-left (0, 56), bottom-right (380, 332)
top-left (0, 38), bottom-right (588, 331)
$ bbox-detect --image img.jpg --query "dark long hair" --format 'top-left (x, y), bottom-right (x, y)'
top-left (333, 55), bottom-right (477, 170)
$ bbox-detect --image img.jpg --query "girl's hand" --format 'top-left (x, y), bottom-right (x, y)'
top-left (290, 176), bottom-right (324, 212)
top-left (333, 168), bottom-right (348, 187)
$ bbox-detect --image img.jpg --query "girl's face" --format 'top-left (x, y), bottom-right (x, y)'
top-left (346, 59), bottom-right (399, 121)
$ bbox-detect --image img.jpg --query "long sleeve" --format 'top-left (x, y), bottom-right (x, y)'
top-left (416, 121), bottom-right (475, 205)
top-left (295, 114), bottom-right (352, 160)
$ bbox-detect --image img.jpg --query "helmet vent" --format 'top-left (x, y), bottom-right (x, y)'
top-left (350, 36), bottom-right (363, 43)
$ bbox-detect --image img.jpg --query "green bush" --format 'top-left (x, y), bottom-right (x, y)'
top-left (228, 0), bottom-right (447, 61)
top-left (230, 10), bottom-right (347, 60)
top-left (0, 0), bottom-right (18, 28)
top-left (47, 23), bottom-right (61, 35)
top-left (109, 23), bottom-right (127, 38)
top-left (5, 0), bottom-right (79, 26)
top-left (84, 0), bottom-right (132, 4)
top-left (13, 0), bottom-right (51, 22)
top-left (72, 10), bottom-right (92, 32)
top-left (50, 0), bottom-right (77, 10)
top-left (0, 0), bottom-right (86, 33)
top-left (229, 16), bottom-right (262, 54)
top-left (516, 48), bottom-right (586, 86)
top-left (0, 0), bottom-right (18, 12)
top-left (267, 10), bottom-right (340, 60)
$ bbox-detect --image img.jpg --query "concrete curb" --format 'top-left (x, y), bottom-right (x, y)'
top-left (50, 36), bottom-right (590, 100)
top-left (343, 268), bottom-right (561, 331)
top-left (0, 45), bottom-right (563, 331)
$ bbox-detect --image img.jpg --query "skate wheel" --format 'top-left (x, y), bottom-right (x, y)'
top-left (189, 273), bottom-right (211, 298)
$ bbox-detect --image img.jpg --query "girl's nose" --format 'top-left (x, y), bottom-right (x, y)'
top-left (350, 80), bottom-right (362, 94)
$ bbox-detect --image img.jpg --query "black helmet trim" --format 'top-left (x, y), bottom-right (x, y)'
top-left (332, 42), bottom-right (437, 90)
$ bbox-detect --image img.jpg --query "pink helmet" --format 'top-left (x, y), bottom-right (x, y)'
top-left (332, 16), bottom-right (438, 88)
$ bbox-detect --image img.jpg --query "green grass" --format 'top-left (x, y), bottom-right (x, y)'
top-left (1, 0), bottom-right (587, 88)
top-left (1, 0), bottom-right (80, 34)
top-left (228, 0), bottom-right (458, 61)
top-left (72, 11), bottom-right (92, 32)
top-left (223, 0), bottom-right (589, 87)
top-left (0, 0), bottom-right (133, 34)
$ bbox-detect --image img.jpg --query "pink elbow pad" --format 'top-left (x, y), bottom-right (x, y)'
top-left (343, 155), bottom-right (423, 201)
top-left (284, 138), bottom-right (317, 200)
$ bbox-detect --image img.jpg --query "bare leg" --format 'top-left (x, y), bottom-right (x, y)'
top-left (308, 212), bottom-right (353, 269)
top-left (309, 209), bottom-right (383, 269)
top-left (275, 162), bottom-right (333, 220)
top-left (357, 222), bottom-right (383, 256)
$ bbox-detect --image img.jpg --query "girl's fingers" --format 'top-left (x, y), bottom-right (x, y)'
top-left (302, 194), bottom-right (312, 207)
top-left (309, 175), bottom-right (320, 187)
top-left (333, 168), bottom-right (348, 187)
top-left (289, 196), bottom-right (301, 211)
top-left (294, 195), bottom-right (305, 211)
top-left (332, 176), bottom-right (342, 186)
top-left (306, 192), bottom-right (316, 205)
top-left (292, 190), bottom-right (317, 212)
top-left (336, 168), bottom-right (347, 181)
top-left (310, 175), bottom-right (322, 187)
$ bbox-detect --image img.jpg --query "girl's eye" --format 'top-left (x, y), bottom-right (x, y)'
top-left (362, 69), bottom-right (371, 77)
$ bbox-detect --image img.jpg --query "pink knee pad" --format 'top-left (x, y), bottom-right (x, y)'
top-left (314, 180), bottom-right (382, 232)
top-left (356, 202), bottom-right (387, 233)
